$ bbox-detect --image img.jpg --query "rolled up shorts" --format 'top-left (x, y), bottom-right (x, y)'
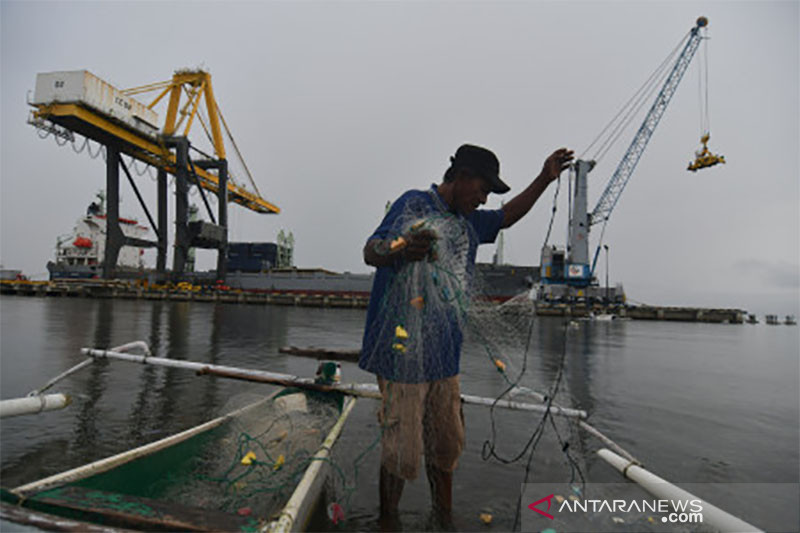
top-left (377, 375), bottom-right (465, 480)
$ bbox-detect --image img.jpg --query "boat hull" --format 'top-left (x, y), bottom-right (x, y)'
top-left (2, 390), bottom-right (354, 532)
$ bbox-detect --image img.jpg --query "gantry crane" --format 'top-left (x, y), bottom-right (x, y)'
top-left (540, 17), bottom-right (715, 299)
top-left (29, 69), bottom-right (278, 280)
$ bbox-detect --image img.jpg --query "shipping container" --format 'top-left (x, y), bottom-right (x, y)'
top-left (33, 71), bottom-right (159, 138)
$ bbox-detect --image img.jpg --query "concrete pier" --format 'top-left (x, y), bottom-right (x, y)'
top-left (0, 279), bottom-right (369, 309)
top-left (2, 279), bottom-right (746, 323)
top-left (534, 302), bottom-right (745, 324)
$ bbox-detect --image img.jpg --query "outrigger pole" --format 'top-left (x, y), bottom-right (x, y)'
top-left (80, 347), bottom-right (588, 420)
top-left (0, 394), bottom-right (71, 419)
top-left (598, 448), bottom-right (763, 533)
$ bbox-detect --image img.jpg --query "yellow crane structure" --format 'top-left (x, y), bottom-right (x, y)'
top-left (687, 133), bottom-right (725, 171)
top-left (29, 69), bottom-right (278, 280)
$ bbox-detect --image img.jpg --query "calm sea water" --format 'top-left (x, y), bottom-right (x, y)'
top-left (0, 295), bottom-right (798, 532)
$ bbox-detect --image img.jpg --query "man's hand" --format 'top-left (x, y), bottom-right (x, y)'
top-left (403, 229), bottom-right (437, 262)
top-left (541, 148), bottom-right (575, 183)
top-left (500, 147), bottom-right (575, 229)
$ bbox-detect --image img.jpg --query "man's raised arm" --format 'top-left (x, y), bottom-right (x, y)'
top-left (501, 148), bottom-right (574, 229)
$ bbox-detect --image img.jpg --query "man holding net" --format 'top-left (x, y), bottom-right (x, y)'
top-left (360, 143), bottom-right (573, 528)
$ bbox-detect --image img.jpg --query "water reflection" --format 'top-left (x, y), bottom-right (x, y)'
top-left (72, 299), bottom-right (114, 451)
top-left (197, 304), bottom-right (224, 425)
top-left (127, 301), bottom-right (164, 442)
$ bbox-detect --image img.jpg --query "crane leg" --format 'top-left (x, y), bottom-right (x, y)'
top-left (104, 145), bottom-right (124, 279)
top-left (172, 138), bottom-right (190, 275)
top-left (156, 169), bottom-right (168, 274)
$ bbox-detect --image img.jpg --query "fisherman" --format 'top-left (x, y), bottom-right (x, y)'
top-left (360, 143), bottom-right (573, 529)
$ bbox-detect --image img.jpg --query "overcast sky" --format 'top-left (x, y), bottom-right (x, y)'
top-left (1, 1), bottom-right (798, 316)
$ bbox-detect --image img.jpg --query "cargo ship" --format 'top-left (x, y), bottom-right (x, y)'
top-left (47, 197), bottom-right (539, 302)
top-left (47, 192), bottom-right (149, 279)
top-left (224, 239), bottom-right (539, 302)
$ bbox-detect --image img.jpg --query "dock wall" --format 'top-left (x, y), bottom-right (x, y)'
top-left (535, 303), bottom-right (745, 324)
top-left (2, 280), bottom-right (746, 323)
top-left (0, 280), bottom-right (369, 309)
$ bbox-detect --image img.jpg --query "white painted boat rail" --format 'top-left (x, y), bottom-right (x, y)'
top-left (264, 396), bottom-right (358, 533)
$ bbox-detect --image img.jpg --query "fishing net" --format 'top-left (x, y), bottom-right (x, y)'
top-left (161, 388), bottom-right (345, 520)
top-left (360, 199), bottom-right (542, 383)
top-left (355, 197), bottom-right (587, 527)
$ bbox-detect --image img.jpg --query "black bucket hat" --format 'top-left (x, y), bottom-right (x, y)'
top-left (450, 144), bottom-right (510, 194)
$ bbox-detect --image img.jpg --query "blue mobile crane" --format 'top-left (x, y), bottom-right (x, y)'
top-left (540, 17), bottom-right (721, 300)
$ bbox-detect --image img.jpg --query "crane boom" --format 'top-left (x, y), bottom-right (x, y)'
top-left (540, 17), bottom-right (709, 294)
top-left (590, 17), bottom-right (706, 227)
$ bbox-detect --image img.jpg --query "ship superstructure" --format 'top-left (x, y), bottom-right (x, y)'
top-left (48, 193), bottom-right (149, 279)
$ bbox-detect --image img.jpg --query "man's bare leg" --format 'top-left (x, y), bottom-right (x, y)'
top-left (426, 462), bottom-right (453, 527)
top-left (379, 465), bottom-right (404, 531)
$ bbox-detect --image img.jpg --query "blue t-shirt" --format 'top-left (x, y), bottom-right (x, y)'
top-left (359, 184), bottom-right (504, 383)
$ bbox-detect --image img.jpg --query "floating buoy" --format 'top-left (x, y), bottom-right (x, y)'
top-left (240, 451), bottom-right (257, 465)
top-left (237, 507), bottom-right (252, 516)
top-left (273, 454), bottom-right (285, 471)
top-left (410, 220), bottom-right (427, 232)
top-left (410, 296), bottom-right (425, 310)
top-left (389, 236), bottom-right (407, 252)
top-left (392, 343), bottom-right (406, 353)
top-left (327, 502), bottom-right (345, 525)
top-left (479, 512), bottom-right (493, 524)
top-left (395, 325), bottom-right (409, 339)
top-left (494, 359), bottom-right (506, 372)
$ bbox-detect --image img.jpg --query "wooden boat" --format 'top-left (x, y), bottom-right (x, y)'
top-left (1, 365), bottom-right (355, 532)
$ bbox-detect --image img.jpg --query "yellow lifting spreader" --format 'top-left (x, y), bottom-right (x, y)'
top-left (687, 133), bottom-right (725, 172)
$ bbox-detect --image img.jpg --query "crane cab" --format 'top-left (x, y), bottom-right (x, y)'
top-left (688, 133), bottom-right (726, 171)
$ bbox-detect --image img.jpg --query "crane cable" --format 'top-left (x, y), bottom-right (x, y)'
top-left (697, 30), bottom-right (711, 136)
top-left (580, 30), bottom-right (691, 164)
top-left (185, 88), bottom-right (258, 197)
top-left (177, 83), bottom-right (262, 199)
top-left (216, 103), bottom-right (264, 199)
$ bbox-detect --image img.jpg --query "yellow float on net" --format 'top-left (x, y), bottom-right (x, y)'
top-left (273, 454), bottom-right (285, 471)
top-left (241, 451), bottom-right (257, 465)
top-left (389, 236), bottom-right (407, 252)
top-left (395, 325), bottom-right (409, 339)
top-left (494, 359), bottom-right (506, 372)
top-left (410, 296), bottom-right (425, 310)
top-left (392, 343), bottom-right (407, 353)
